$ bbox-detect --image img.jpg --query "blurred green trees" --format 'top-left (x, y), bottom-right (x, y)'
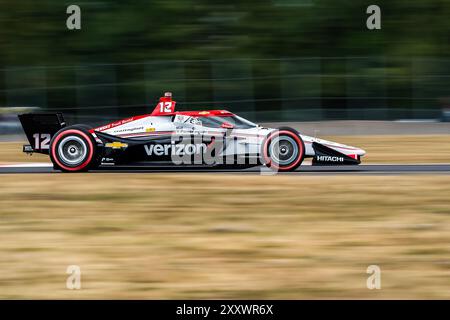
top-left (0, 0), bottom-right (448, 120)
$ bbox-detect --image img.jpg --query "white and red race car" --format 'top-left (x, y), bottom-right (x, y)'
top-left (18, 92), bottom-right (365, 172)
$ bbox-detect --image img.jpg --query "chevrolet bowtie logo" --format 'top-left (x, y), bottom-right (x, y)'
top-left (105, 142), bottom-right (128, 149)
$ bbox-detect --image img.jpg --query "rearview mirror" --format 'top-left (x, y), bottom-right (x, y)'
top-left (221, 122), bottom-right (234, 129)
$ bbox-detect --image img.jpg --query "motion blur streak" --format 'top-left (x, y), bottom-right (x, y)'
top-left (0, 1), bottom-right (449, 123)
top-left (0, 174), bottom-right (449, 299)
top-left (0, 1), bottom-right (449, 300)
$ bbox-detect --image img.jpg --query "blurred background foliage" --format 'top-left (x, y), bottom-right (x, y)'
top-left (0, 0), bottom-right (449, 122)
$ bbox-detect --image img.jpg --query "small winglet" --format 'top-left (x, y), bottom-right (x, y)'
top-left (151, 92), bottom-right (176, 115)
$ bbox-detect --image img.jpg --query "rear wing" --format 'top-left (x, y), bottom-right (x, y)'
top-left (18, 113), bottom-right (66, 154)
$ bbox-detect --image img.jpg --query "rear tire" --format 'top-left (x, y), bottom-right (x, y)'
top-left (50, 125), bottom-right (98, 172)
top-left (262, 127), bottom-right (305, 172)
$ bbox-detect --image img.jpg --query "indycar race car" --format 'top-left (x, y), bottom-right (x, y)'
top-left (18, 92), bottom-right (365, 172)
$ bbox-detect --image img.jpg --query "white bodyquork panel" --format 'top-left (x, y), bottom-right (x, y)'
top-left (102, 116), bottom-right (175, 136)
top-left (220, 128), bottom-right (365, 157)
top-left (300, 135), bottom-right (366, 156)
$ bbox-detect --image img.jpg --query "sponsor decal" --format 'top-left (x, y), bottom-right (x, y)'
top-left (316, 155), bottom-right (344, 162)
top-left (112, 117), bottom-right (134, 127)
top-left (145, 127), bottom-right (156, 132)
top-left (174, 114), bottom-right (202, 126)
top-left (95, 117), bottom-right (139, 131)
top-left (113, 126), bottom-right (144, 133)
top-left (145, 143), bottom-right (207, 156)
top-left (105, 142), bottom-right (128, 149)
top-left (96, 125), bottom-right (110, 131)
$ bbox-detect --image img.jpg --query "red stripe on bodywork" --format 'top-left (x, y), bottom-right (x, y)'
top-left (118, 131), bottom-right (174, 138)
top-left (91, 110), bottom-right (236, 133)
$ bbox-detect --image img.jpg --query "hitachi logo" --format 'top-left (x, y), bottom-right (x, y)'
top-left (316, 155), bottom-right (344, 162)
top-left (145, 143), bottom-right (207, 156)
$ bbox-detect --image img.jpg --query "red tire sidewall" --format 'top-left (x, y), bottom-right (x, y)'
top-left (263, 130), bottom-right (304, 171)
top-left (51, 129), bottom-right (94, 172)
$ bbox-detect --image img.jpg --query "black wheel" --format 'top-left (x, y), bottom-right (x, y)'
top-left (49, 125), bottom-right (99, 172)
top-left (262, 127), bottom-right (305, 172)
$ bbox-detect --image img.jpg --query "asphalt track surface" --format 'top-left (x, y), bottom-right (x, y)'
top-left (1, 164), bottom-right (450, 175)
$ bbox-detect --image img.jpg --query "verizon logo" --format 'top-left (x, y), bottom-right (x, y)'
top-left (145, 143), bottom-right (207, 156)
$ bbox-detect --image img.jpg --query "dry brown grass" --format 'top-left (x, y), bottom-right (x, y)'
top-left (2, 135), bottom-right (450, 164)
top-left (0, 174), bottom-right (449, 299)
top-left (0, 142), bottom-right (48, 163)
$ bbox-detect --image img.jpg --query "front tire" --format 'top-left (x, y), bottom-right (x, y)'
top-left (262, 127), bottom-right (305, 172)
top-left (50, 126), bottom-right (98, 172)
